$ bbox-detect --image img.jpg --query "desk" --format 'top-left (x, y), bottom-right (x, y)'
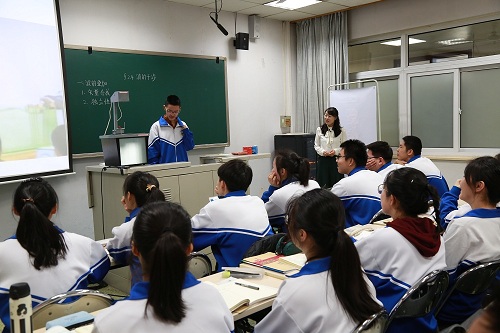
top-left (201, 272), bottom-right (283, 321)
top-left (34, 272), bottom-right (283, 332)
top-left (199, 153), bottom-right (271, 164)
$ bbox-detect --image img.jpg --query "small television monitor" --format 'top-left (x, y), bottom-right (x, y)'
top-left (100, 134), bottom-right (148, 167)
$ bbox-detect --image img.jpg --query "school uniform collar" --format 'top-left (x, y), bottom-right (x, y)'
top-left (407, 155), bottom-right (421, 163)
top-left (288, 256), bottom-right (330, 278)
top-left (462, 207), bottom-right (500, 219)
top-left (127, 272), bottom-right (200, 300)
top-left (158, 115), bottom-right (186, 128)
top-left (281, 177), bottom-right (298, 187)
top-left (222, 190), bottom-right (246, 198)
top-left (348, 166), bottom-right (365, 176)
top-left (11, 224), bottom-right (64, 240)
top-left (125, 207), bottom-right (141, 223)
top-left (378, 162), bottom-right (392, 172)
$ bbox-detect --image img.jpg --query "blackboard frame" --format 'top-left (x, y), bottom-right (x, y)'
top-left (64, 45), bottom-right (229, 157)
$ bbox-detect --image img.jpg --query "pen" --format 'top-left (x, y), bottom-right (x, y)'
top-left (235, 282), bottom-right (260, 290)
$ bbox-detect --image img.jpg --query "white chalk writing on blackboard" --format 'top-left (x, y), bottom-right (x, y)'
top-left (123, 73), bottom-right (157, 81)
top-left (76, 80), bottom-right (111, 106)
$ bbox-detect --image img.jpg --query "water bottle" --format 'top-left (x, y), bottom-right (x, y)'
top-left (9, 282), bottom-right (32, 333)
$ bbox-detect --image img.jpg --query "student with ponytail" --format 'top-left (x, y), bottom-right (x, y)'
top-left (93, 201), bottom-right (234, 333)
top-left (0, 178), bottom-right (110, 332)
top-left (255, 189), bottom-right (382, 333)
top-left (355, 167), bottom-right (446, 333)
top-left (106, 171), bottom-right (165, 286)
top-left (261, 149), bottom-right (319, 231)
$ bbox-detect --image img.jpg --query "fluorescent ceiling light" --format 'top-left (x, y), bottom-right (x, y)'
top-left (437, 38), bottom-right (471, 46)
top-left (381, 38), bottom-right (426, 46)
top-left (264, 0), bottom-right (320, 10)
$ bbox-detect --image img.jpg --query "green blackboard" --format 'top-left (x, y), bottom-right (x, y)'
top-left (63, 46), bottom-right (228, 155)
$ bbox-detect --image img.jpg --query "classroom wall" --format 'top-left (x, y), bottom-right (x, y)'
top-left (348, 0), bottom-right (500, 41)
top-left (0, 0), bottom-right (288, 240)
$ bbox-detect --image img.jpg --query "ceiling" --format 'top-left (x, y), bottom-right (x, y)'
top-left (167, 0), bottom-right (382, 22)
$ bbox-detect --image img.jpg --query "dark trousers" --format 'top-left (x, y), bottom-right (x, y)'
top-left (316, 155), bottom-right (343, 189)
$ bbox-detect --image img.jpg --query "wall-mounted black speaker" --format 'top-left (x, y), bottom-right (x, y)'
top-left (234, 32), bottom-right (249, 50)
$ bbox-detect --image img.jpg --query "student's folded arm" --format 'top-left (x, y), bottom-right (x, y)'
top-left (88, 241), bottom-right (111, 283)
top-left (191, 209), bottom-right (219, 251)
top-left (261, 185), bottom-right (278, 203)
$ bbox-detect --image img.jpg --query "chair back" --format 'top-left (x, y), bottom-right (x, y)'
top-left (188, 252), bottom-right (213, 278)
top-left (435, 259), bottom-right (500, 316)
top-left (453, 259), bottom-right (500, 294)
top-left (32, 289), bottom-right (113, 330)
top-left (389, 270), bottom-right (449, 321)
top-left (351, 309), bottom-right (388, 333)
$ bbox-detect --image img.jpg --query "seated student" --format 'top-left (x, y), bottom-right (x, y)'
top-left (396, 135), bottom-right (449, 197)
top-left (254, 189), bottom-right (382, 333)
top-left (330, 139), bottom-right (383, 227)
top-left (436, 156), bottom-right (500, 327)
top-left (191, 159), bottom-right (273, 270)
top-left (0, 178), bottom-right (110, 332)
top-left (440, 153), bottom-right (500, 230)
top-left (355, 168), bottom-right (446, 333)
top-left (106, 171), bottom-right (165, 286)
top-left (93, 201), bottom-right (234, 333)
top-left (366, 140), bottom-right (402, 179)
top-left (261, 150), bottom-right (320, 231)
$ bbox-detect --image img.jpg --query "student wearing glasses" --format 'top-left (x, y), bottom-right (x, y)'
top-left (147, 95), bottom-right (195, 164)
top-left (355, 168), bottom-right (445, 333)
top-left (366, 140), bottom-right (402, 179)
top-left (254, 189), bottom-right (382, 333)
top-left (330, 139), bottom-right (383, 227)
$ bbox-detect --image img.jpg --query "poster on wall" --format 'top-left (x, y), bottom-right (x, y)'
top-left (329, 86), bottom-right (378, 145)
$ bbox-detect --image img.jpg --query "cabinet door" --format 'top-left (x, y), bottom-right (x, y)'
top-left (179, 171), bottom-right (216, 217)
top-left (158, 175), bottom-right (180, 204)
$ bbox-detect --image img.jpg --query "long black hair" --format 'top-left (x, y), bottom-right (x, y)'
top-left (463, 156), bottom-right (500, 205)
top-left (286, 189), bottom-right (382, 323)
top-left (274, 150), bottom-right (310, 186)
top-left (384, 168), bottom-right (442, 231)
top-left (123, 171), bottom-right (165, 206)
top-left (320, 107), bottom-right (342, 137)
top-left (13, 178), bottom-right (67, 270)
top-left (133, 201), bottom-right (192, 323)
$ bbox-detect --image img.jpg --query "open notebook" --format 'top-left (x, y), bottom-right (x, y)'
top-left (204, 278), bottom-right (278, 312)
top-left (241, 252), bottom-right (306, 276)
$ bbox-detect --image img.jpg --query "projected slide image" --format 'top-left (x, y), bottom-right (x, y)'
top-left (0, 0), bottom-right (71, 181)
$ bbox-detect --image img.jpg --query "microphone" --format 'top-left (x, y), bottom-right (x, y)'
top-left (210, 15), bottom-right (229, 36)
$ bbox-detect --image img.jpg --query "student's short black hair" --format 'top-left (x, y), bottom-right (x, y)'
top-left (402, 135), bottom-right (422, 156)
top-left (165, 95), bottom-right (181, 107)
top-left (217, 159), bottom-right (252, 192)
top-left (340, 139), bottom-right (367, 167)
top-left (464, 156), bottom-right (500, 204)
top-left (366, 141), bottom-right (393, 162)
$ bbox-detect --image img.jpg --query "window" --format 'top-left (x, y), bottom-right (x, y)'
top-left (409, 20), bottom-right (500, 65)
top-left (348, 38), bottom-right (401, 73)
top-left (460, 67), bottom-right (500, 148)
top-left (348, 18), bottom-right (500, 154)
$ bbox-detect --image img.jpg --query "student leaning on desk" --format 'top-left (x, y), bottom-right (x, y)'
top-left (254, 189), bottom-right (382, 333)
top-left (93, 201), bottom-right (234, 333)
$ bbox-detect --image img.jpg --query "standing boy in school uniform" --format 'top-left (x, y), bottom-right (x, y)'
top-left (331, 139), bottom-right (383, 227)
top-left (147, 94), bottom-right (194, 164)
top-left (191, 159), bottom-right (273, 270)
